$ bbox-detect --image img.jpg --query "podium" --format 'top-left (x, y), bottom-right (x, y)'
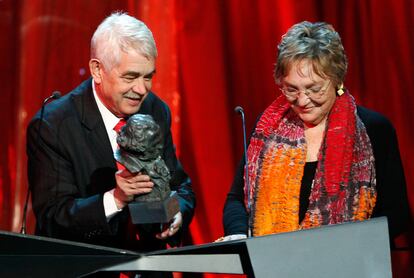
top-left (0, 217), bottom-right (391, 277)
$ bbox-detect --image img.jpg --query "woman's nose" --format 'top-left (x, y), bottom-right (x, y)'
top-left (296, 91), bottom-right (310, 106)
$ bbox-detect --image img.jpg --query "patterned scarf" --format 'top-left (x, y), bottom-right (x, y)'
top-left (245, 92), bottom-right (376, 236)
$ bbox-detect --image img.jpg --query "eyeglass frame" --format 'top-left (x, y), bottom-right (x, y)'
top-left (279, 80), bottom-right (332, 100)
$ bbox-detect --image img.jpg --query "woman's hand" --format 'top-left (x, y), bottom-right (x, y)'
top-left (215, 234), bottom-right (247, 242)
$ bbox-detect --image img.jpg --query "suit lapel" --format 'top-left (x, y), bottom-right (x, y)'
top-left (72, 79), bottom-right (116, 168)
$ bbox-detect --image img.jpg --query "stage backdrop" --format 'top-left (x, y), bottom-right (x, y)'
top-left (0, 0), bottom-right (413, 277)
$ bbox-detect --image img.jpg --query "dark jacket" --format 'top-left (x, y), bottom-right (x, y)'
top-left (27, 78), bottom-right (195, 252)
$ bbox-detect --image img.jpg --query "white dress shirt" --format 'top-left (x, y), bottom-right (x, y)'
top-left (92, 81), bottom-right (123, 220)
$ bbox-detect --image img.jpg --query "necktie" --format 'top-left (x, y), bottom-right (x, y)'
top-left (114, 118), bottom-right (127, 170)
top-left (113, 118), bottom-right (126, 133)
top-left (114, 119), bottom-right (142, 278)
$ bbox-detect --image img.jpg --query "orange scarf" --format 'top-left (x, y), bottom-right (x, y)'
top-left (246, 92), bottom-right (376, 236)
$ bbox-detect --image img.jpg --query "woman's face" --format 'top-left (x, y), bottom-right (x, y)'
top-left (280, 60), bottom-right (337, 127)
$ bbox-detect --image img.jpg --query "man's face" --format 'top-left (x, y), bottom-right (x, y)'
top-left (93, 50), bottom-right (155, 118)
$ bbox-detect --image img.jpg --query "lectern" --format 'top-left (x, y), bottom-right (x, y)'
top-left (0, 217), bottom-right (391, 277)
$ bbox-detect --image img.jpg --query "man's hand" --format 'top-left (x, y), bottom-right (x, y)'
top-left (113, 169), bottom-right (154, 209)
top-left (156, 212), bottom-right (183, 240)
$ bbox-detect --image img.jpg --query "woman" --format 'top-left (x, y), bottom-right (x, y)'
top-left (222, 21), bottom-right (409, 245)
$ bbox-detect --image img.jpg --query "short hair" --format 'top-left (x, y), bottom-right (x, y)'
top-left (91, 12), bottom-right (157, 70)
top-left (274, 21), bottom-right (348, 86)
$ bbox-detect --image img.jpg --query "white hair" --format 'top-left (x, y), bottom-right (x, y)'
top-left (91, 12), bottom-right (157, 69)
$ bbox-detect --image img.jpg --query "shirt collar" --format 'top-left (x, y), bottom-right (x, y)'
top-left (92, 80), bottom-right (121, 131)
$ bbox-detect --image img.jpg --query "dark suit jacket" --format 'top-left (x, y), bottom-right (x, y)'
top-left (27, 78), bottom-right (195, 252)
top-left (223, 106), bottom-right (410, 243)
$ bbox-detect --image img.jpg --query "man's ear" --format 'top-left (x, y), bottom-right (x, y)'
top-left (89, 59), bottom-right (103, 83)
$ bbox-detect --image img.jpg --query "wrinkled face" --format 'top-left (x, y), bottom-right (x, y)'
top-left (281, 59), bottom-right (337, 127)
top-left (91, 49), bottom-right (155, 118)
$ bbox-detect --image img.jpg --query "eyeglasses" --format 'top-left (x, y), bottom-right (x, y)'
top-left (280, 80), bottom-right (331, 100)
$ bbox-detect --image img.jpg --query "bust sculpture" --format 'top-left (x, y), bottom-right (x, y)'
top-left (114, 114), bottom-right (171, 202)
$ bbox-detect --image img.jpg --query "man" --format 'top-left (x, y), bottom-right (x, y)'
top-left (26, 12), bottom-right (195, 269)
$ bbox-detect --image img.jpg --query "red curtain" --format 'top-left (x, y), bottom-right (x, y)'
top-left (1, 0), bottom-right (413, 276)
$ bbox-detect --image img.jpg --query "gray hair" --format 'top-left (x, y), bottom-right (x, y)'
top-left (91, 12), bottom-right (157, 70)
top-left (274, 21), bottom-right (347, 87)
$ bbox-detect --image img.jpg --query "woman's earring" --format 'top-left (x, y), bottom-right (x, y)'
top-left (337, 83), bottom-right (345, 96)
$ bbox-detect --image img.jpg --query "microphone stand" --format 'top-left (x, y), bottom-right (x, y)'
top-left (20, 91), bottom-right (61, 234)
top-left (234, 106), bottom-right (252, 238)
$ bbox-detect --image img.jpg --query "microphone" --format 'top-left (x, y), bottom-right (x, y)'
top-left (21, 91), bottom-right (61, 234)
top-left (36, 91), bottom-right (61, 139)
top-left (234, 105), bottom-right (252, 237)
top-left (43, 91), bottom-right (61, 104)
